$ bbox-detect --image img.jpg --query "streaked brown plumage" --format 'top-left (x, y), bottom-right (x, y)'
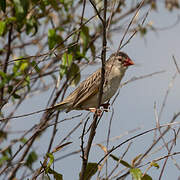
top-left (51, 52), bottom-right (134, 113)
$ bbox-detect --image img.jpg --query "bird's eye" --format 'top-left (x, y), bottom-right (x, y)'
top-left (118, 56), bottom-right (122, 61)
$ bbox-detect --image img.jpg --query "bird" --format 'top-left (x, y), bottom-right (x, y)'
top-left (50, 52), bottom-right (134, 113)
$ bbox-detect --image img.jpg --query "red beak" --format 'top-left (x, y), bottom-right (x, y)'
top-left (124, 58), bottom-right (134, 66)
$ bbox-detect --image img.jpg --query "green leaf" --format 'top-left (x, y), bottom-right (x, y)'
top-left (60, 0), bottom-right (72, 11)
top-left (142, 174), bottom-right (153, 180)
top-left (48, 29), bottom-right (56, 49)
top-left (13, 61), bottom-right (20, 74)
top-left (4, 146), bottom-right (12, 157)
top-left (60, 53), bottom-right (73, 78)
top-left (25, 151), bottom-right (38, 168)
top-left (110, 154), bottom-right (119, 161)
top-left (46, 153), bottom-right (54, 170)
top-left (59, 0), bottom-right (64, 3)
top-left (0, 154), bottom-right (9, 166)
top-left (49, 0), bottom-right (59, 10)
top-left (0, 0), bottom-right (6, 12)
top-left (120, 160), bottom-right (132, 168)
top-left (0, 70), bottom-right (8, 88)
top-left (12, 58), bottom-right (30, 75)
top-left (0, 82), bottom-right (5, 89)
top-left (76, 51), bottom-right (88, 61)
top-left (0, 147), bottom-right (12, 166)
top-left (13, 0), bottom-right (29, 21)
top-left (48, 29), bottom-right (63, 49)
top-left (0, 130), bottom-right (7, 140)
top-left (67, 63), bottom-right (80, 86)
top-left (48, 168), bottom-right (63, 180)
top-left (68, 44), bottom-right (85, 61)
top-left (62, 52), bottom-right (72, 64)
top-left (0, 70), bottom-right (7, 79)
top-left (42, 0), bottom-right (50, 6)
top-left (130, 168), bottom-right (143, 180)
top-left (20, 61), bottom-right (29, 72)
top-left (150, 161), bottom-right (159, 169)
top-left (90, 44), bottom-right (96, 60)
top-left (80, 26), bottom-right (90, 54)
top-left (31, 61), bottom-right (41, 73)
top-left (6, 17), bottom-right (17, 24)
top-left (0, 21), bottom-right (6, 36)
top-left (151, 1), bottom-right (157, 10)
top-left (26, 17), bottom-right (38, 35)
top-left (79, 162), bottom-right (98, 180)
top-left (138, 25), bottom-right (147, 36)
top-left (20, 137), bottom-right (27, 144)
top-left (110, 154), bottom-right (132, 168)
top-left (13, 93), bottom-right (21, 99)
top-left (39, 0), bottom-right (46, 12)
top-left (25, 76), bottom-right (30, 90)
top-left (8, 85), bottom-right (13, 94)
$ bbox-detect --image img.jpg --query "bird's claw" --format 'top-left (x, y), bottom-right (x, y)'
top-left (87, 103), bottom-right (110, 116)
top-left (101, 103), bottom-right (110, 112)
top-left (88, 108), bottom-right (102, 116)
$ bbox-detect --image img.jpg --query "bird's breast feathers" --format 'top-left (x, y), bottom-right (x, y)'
top-left (102, 66), bottom-right (125, 102)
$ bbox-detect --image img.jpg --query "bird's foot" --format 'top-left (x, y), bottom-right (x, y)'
top-left (100, 103), bottom-right (110, 112)
top-left (87, 104), bottom-right (110, 115)
top-left (88, 108), bottom-right (102, 116)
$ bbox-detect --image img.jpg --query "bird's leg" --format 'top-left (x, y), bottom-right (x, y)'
top-left (100, 102), bottom-right (110, 112)
top-left (86, 103), bottom-right (110, 115)
top-left (87, 108), bottom-right (102, 116)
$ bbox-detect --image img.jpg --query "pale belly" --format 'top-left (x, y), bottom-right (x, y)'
top-left (80, 75), bottom-right (121, 109)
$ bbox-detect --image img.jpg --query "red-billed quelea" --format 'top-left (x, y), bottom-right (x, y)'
top-left (50, 52), bottom-right (134, 113)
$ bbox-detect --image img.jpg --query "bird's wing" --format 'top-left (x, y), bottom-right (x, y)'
top-left (72, 69), bottom-right (102, 108)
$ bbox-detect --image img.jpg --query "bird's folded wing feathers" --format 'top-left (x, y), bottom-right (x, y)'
top-left (72, 69), bottom-right (102, 107)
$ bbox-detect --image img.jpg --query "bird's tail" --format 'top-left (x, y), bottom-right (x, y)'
top-left (47, 101), bottom-right (69, 112)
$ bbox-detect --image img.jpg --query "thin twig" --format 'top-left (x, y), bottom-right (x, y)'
top-left (108, 142), bottom-right (133, 179)
top-left (172, 55), bottom-right (180, 74)
top-left (158, 128), bottom-right (180, 179)
top-left (76, 0), bottom-right (86, 42)
top-left (106, 108), bottom-right (114, 177)
top-left (117, 0), bottom-right (145, 51)
top-left (159, 72), bottom-right (177, 120)
top-left (55, 126), bottom-right (142, 162)
top-left (80, 117), bottom-right (90, 163)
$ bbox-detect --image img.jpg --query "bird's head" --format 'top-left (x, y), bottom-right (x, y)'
top-left (109, 51), bottom-right (134, 68)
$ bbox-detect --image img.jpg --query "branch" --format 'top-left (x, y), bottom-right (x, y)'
top-left (79, 0), bottom-right (107, 179)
